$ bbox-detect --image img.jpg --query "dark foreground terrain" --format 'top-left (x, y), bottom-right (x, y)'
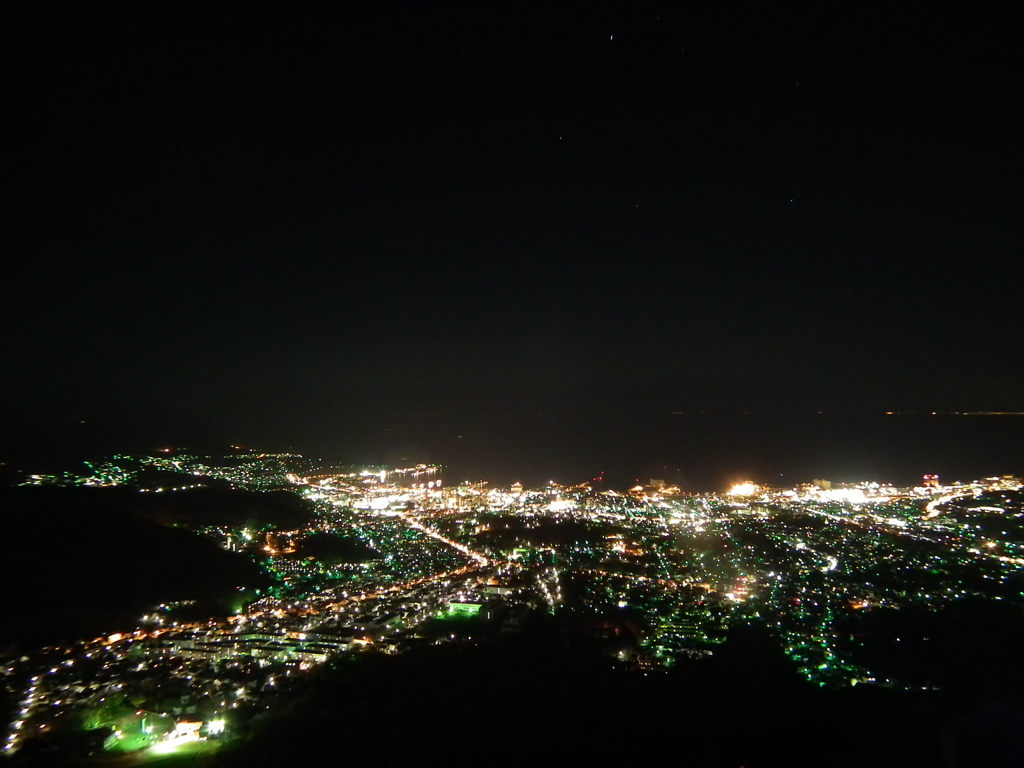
top-left (224, 633), bottom-right (1016, 768)
top-left (0, 486), bottom-right (281, 648)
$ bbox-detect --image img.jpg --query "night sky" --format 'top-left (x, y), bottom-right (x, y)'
top-left (4, 4), bottom-right (1022, 483)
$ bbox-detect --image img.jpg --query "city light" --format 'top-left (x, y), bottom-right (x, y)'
top-left (728, 482), bottom-right (759, 497)
top-left (6, 448), bottom-right (1023, 759)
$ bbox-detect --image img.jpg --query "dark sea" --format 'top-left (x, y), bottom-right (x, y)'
top-left (4, 412), bottom-right (1022, 493)
top-left (372, 411), bottom-right (1024, 491)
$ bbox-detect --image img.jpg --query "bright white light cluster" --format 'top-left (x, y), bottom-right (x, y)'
top-left (728, 482), bottom-right (759, 497)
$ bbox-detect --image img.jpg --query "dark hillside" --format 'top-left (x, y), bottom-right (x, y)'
top-left (0, 487), bottom-right (272, 648)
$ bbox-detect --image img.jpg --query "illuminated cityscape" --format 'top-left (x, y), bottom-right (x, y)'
top-left (4, 1), bottom-right (1021, 764)
top-left (3, 450), bottom-right (1023, 761)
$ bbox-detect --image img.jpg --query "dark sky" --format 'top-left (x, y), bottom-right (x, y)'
top-left (4, 3), bottom-right (1022, 473)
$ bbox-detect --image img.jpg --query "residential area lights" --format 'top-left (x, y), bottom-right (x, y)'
top-left (6, 454), bottom-right (1024, 758)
